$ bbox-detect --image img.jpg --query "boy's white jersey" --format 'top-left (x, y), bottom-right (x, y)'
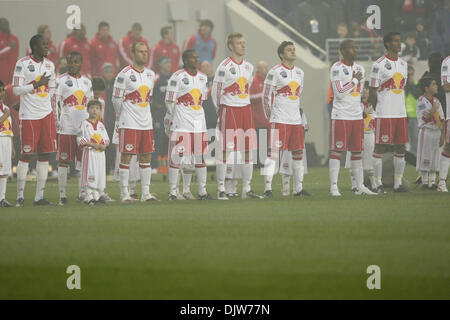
top-left (370, 55), bottom-right (408, 118)
top-left (77, 119), bottom-right (110, 150)
top-left (0, 104), bottom-right (13, 137)
top-left (441, 56), bottom-right (450, 119)
top-left (212, 57), bottom-right (253, 108)
top-left (330, 61), bottom-right (365, 120)
top-left (263, 63), bottom-right (304, 125)
top-left (113, 65), bottom-right (155, 130)
top-left (55, 73), bottom-right (93, 135)
top-left (12, 56), bottom-right (56, 120)
top-left (416, 96), bottom-right (444, 130)
top-left (166, 69), bottom-right (208, 133)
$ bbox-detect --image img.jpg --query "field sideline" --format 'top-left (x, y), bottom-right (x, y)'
top-left (0, 165), bottom-right (449, 299)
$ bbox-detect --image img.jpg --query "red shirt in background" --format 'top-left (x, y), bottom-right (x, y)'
top-left (26, 40), bottom-right (58, 64)
top-left (59, 34), bottom-right (91, 75)
top-left (4, 84), bottom-right (20, 136)
top-left (90, 33), bottom-right (119, 76)
top-left (0, 31), bottom-right (19, 85)
top-left (149, 39), bottom-right (180, 74)
top-left (250, 73), bottom-right (270, 129)
top-left (118, 32), bottom-right (151, 70)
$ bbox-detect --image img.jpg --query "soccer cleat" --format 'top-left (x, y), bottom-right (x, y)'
top-left (375, 185), bottom-right (387, 194)
top-left (99, 193), bottom-right (115, 203)
top-left (121, 195), bottom-right (134, 203)
top-left (351, 187), bottom-right (357, 192)
top-left (76, 195), bottom-right (85, 203)
top-left (217, 191), bottom-right (229, 200)
top-left (354, 186), bottom-right (377, 195)
top-left (58, 197), bottom-right (68, 206)
top-left (330, 187), bottom-right (341, 197)
top-left (96, 197), bottom-right (107, 204)
top-left (86, 199), bottom-right (96, 206)
top-left (0, 199), bottom-right (13, 207)
top-left (176, 191), bottom-right (186, 200)
top-left (182, 192), bottom-right (196, 200)
top-left (15, 198), bottom-right (24, 207)
top-left (263, 190), bottom-right (273, 198)
top-left (34, 199), bottom-right (53, 206)
top-left (141, 193), bottom-right (160, 202)
top-left (198, 193), bottom-right (216, 200)
top-left (130, 193), bottom-right (139, 201)
top-left (437, 184), bottom-right (448, 192)
top-left (414, 175), bottom-right (422, 185)
top-left (242, 190), bottom-right (264, 199)
top-left (294, 189), bottom-right (312, 196)
top-left (393, 185), bottom-right (409, 193)
top-left (168, 194), bottom-right (178, 201)
top-left (428, 184), bottom-right (438, 190)
top-left (282, 190), bottom-right (290, 197)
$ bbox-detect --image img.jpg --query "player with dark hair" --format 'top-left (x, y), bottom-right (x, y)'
top-left (59, 25), bottom-right (91, 75)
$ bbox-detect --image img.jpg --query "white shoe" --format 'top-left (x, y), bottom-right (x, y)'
top-left (141, 193), bottom-right (160, 202)
top-left (99, 193), bottom-right (116, 203)
top-left (330, 187), bottom-right (342, 197)
top-left (121, 195), bottom-right (133, 203)
top-left (176, 190), bottom-right (186, 200)
top-left (282, 189), bottom-right (290, 196)
top-left (217, 191), bottom-right (229, 200)
top-left (355, 185), bottom-right (377, 195)
top-left (437, 183), bottom-right (448, 192)
top-left (182, 192), bottom-right (196, 200)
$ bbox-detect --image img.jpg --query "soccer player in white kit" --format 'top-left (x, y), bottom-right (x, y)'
top-left (12, 34), bottom-right (57, 206)
top-left (112, 42), bottom-right (159, 202)
top-left (0, 81), bottom-right (15, 207)
top-left (165, 49), bottom-right (214, 200)
top-left (77, 100), bottom-right (110, 204)
top-left (212, 32), bottom-right (262, 200)
top-left (438, 55), bottom-right (450, 192)
top-left (54, 51), bottom-right (93, 205)
top-left (416, 77), bottom-right (445, 189)
top-left (262, 41), bottom-right (311, 197)
top-left (329, 39), bottom-right (376, 196)
top-left (368, 32), bottom-right (409, 193)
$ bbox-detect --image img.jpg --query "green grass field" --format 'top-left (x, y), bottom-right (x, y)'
top-left (0, 165), bottom-right (449, 299)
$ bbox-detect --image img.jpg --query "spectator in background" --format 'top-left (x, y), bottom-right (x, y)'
top-left (150, 26), bottom-right (180, 74)
top-left (349, 22), bottom-right (371, 39)
top-left (59, 24), bottom-right (91, 75)
top-left (336, 22), bottom-right (348, 39)
top-left (415, 17), bottom-right (431, 60)
top-left (199, 60), bottom-right (217, 129)
top-left (421, 51), bottom-right (446, 116)
top-left (90, 21), bottom-right (119, 77)
top-left (401, 32), bottom-right (420, 62)
top-left (183, 20), bottom-right (217, 64)
top-left (151, 57), bottom-right (172, 170)
top-left (404, 65), bottom-right (421, 156)
top-left (56, 57), bottom-right (68, 76)
top-left (101, 63), bottom-right (116, 174)
top-left (0, 18), bottom-right (19, 86)
top-left (431, 0), bottom-right (450, 55)
top-left (119, 23), bottom-right (151, 70)
top-left (26, 25), bottom-right (58, 64)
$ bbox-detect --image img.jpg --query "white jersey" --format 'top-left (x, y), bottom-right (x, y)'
top-left (0, 104), bottom-right (13, 137)
top-left (330, 61), bottom-right (365, 120)
top-left (55, 73), bottom-right (93, 135)
top-left (113, 65), bottom-right (155, 130)
top-left (212, 57), bottom-right (253, 108)
top-left (363, 103), bottom-right (376, 134)
top-left (166, 69), bottom-right (208, 133)
top-left (441, 56), bottom-right (450, 119)
top-left (12, 56), bottom-right (56, 120)
top-left (262, 63), bottom-right (304, 125)
top-left (416, 96), bottom-right (444, 130)
top-left (370, 55), bottom-right (408, 118)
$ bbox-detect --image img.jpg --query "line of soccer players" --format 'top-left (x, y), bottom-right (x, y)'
top-left (0, 31), bottom-right (449, 207)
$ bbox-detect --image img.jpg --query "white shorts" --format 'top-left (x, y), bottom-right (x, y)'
top-left (113, 144), bottom-right (140, 182)
top-left (80, 148), bottom-right (106, 191)
top-left (0, 137), bottom-right (12, 175)
top-left (416, 127), bottom-right (441, 172)
top-left (345, 132), bottom-right (375, 170)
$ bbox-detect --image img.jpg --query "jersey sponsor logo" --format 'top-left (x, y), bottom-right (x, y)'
top-left (27, 64), bottom-right (35, 72)
top-left (380, 72), bottom-right (405, 94)
top-left (130, 74), bottom-right (137, 82)
top-left (381, 134), bottom-right (389, 142)
top-left (385, 62), bottom-right (391, 70)
top-left (223, 77), bottom-right (249, 99)
top-left (15, 65), bottom-right (22, 72)
top-left (276, 81), bottom-right (300, 100)
top-left (64, 90), bottom-right (87, 110)
top-left (229, 67), bottom-right (236, 75)
top-left (177, 88), bottom-right (203, 111)
top-left (23, 145), bottom-right (32, 153)
top-left (124, 85), bottom-right (150, 108)
top-left (65, 79), bottom-right (73, 87)
top-left (280, 70), bottom-right (287, 78)
top-left (33, 75), bottom-right (50, 98)
top-left (182, 77), bottom-right (189, 85)
top-left (343, 68), bottom-right (349, 75)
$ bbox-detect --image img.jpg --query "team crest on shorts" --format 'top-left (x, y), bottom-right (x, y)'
top-left (125, 144), bottom-right (133, 151)
top-left (275, 140), bottom-right (283, 148)
top-left (336, 141), bottom-right (344, 149)
top-left (381, 135), bottom-right (389, 142)
top-left (227, 141), bottom-right (235, 149)
top-left (60, 152), bottom-right (68, 160)
top-left (23, 145), bottom-right (32, 153)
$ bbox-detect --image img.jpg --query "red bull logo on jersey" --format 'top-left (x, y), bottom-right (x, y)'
top-left (64, 90), bottom-right (87, 110)
top-left (91, 133), bottom-right (104, 152)
top-left (1, 118), bottom-right (12, 135)
top-left (350, 82), bottom-right (361, 97)
top-left (124, 85), bottom-right (150, 108)
top-left (34, 75), bottom-right (49, 98)
top-left (380, 72), bottom-right (405, 94)
top-left (277, 81), bottom-right (300, 100)
top-left (223, 77), bottom-right (249, 99)
top-left (177, 89), bottom-right (203, 111)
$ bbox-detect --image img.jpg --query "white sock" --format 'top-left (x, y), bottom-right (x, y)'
top-left (439, 153), bottom-right (450, 184)
top-left (35, 161), bottom-right (48, 201)
top-left (421, 171), bottom-right (429, 185)
top-left (139, 163), bottom-right (151, 196)
top-left (119, 165), bottom-right (130, 198)
top-left (242, 163), bottom-right (253, 194)
top-left (292, 159), bottom-right (304, 193)
top-left (85, 187), bottom-right (93, 202)
top-left (367, 169), bottom-right (377, 190)
top-left (282, 174), bottom-right (290, 194)
top-left (0, 177), bottom-right (7, 200)
top-left (372, 155), bottom-right (383, 187)
top-left (349, 169), bottom-right (357, 189)
top-left (58, 165), bottom-right (68, 198)
top-left (196, 166), bottom-right (207, 196)
top-left (429, 172), bottom-right (436, 186)
top-left (169, 167), bottom-right (179, 196)
top-left (225, 179), bottom-right (232, 194)
top-left (264, 158), bottom-right (276, 192)
top-left (351, 159), bottom-right (364, 190)
top-left (329, 158), bottom-right (340, 189)
top-left (182, 171), bottom-right (193, 194)
top-left (216, 161), bottom-right (226, 192)
top-left (393, 155), bottom-right (405, 189)
top-left (16, 160), bottom-right (29, 199)
top-left (129, 180), bottom-right (136, 195)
